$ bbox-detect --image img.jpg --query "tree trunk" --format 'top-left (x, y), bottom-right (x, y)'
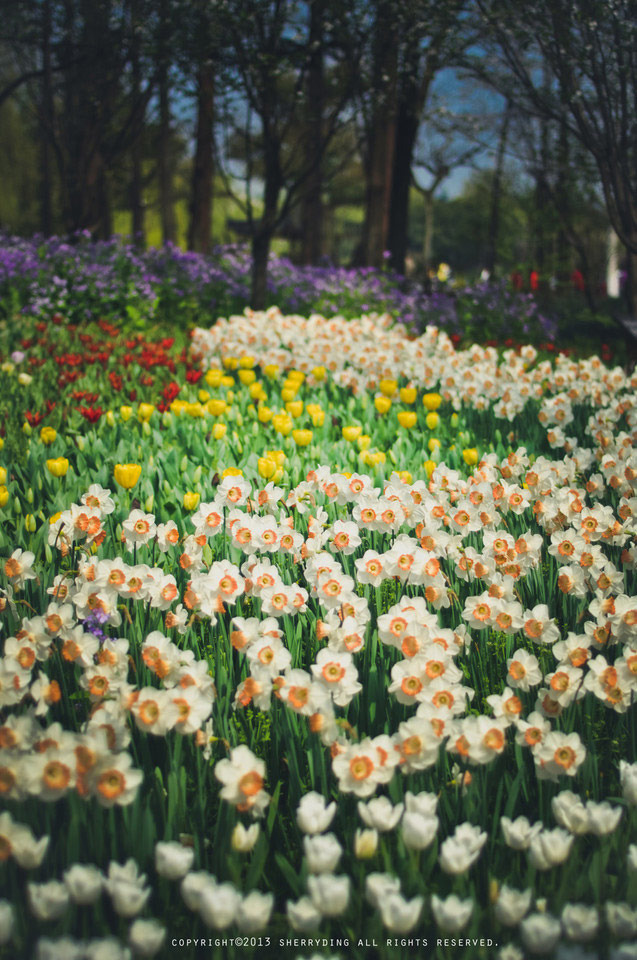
top-left (188, 62), bottom-right (215, 253)
top-left (130, 0), bottom-right (145, 245)
top-left (251, 231), bottom-right (271, 310)
top-left (387, 104), bottom-right (419, 274)
top-left (250, 150), bottom-right (280, 308)
top-left (300, 0), bottom-right (325, 264)
top-left (158, 0), bottom-right (176, 245)
top-left (362, 3), bottom-right (398, 268)
top-left (625, 247), bottom-right (637, 320)
top-left (40, 0), bottom-right (54, 235)
top-left (423, 190), bottom-right (434, 273)
top-left (485, 100), bottom-right (511, 276)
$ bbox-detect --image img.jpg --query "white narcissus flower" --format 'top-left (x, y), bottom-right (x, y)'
top-left (303, 833), bottom-right (342, 874)
top-left (180, 872), bottom-right (216, 912)
top-left (401, 812), bottom-right (439, 851)
top-left (620, 760), bottom-right (637, 804)
top-left (431, 893), bottom-right (473, 933)
top-left (365, 873), bottom-right (401, 910)
top-left (307, 873), bottom-right (350, 917)
top-left (500, 815), bottom-right (543, 850)
top-left (199, 882), bottom-right (241, 929)
top-left (0, 901), bottom-right (14, 945)
top-left (286, 897), bottom-right (321, 932)
top-left (358, 796), bottom-right (404, 832)
top-left (231, 823), bottom-right (260, 853)
top-left (154, 841), bottom-right (194, 880)
top-left (378, 892), bottom-right (424, 933)
top-left (519, 912), bottom-right (562, 954)
top-left (354, 828), bottom-right (378, 859)
top-left (439, 822), bottom-right (487, 874)
top-left (128, 918), bottom-right (166, 957)
top-left (296, 792), bottom-right (337, 834)
top-left (560, 903), bottom-right (599, 941)
top-left (214, 745), bottom-right (270, 819)
top-left (494, 885), bottom-right (532, 926)
top-left (63, 864), bottom-right (103, 905)
top-left (236, 891), bottom-right (273, 933)
top-left (28, 881), bottom-right (70, 921)
top-left (528, 828), bottom-right (574, 870)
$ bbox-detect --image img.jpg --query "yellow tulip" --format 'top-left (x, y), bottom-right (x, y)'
top-left (0, 467), bottom-right (6, 485)
top-left (263, 364), bottom-right (279, 380)
top-left (288, 369), bottom-right (305, 383)
top-left (0, 486), bottom-right (8, 507)
top-left (423, 392), bottom-right (442, 411)
top-left (424, 459), bottom-right (436, 477)
top-left (22, 421), bottom-right (32, 435)
top-left (186, 403), bottom-right (205, 418)
top-left (114, 463), bottom-right (141, 489)
top-left (183, 491), bottom-right (200, 510)
top-left (221, 375), bottom-right (235, 388)
top-left (272, 414), bottom-right (292, 436)
top-left (451, 412), bottom-right (459, 427)
top-left (258, 457), bottom-right (276, 479)
top-left (238, 369), bottom-right (256, 385)
top-left (204, 368), bottom-right (223, 387)
top-left (25, 514), bottom-right (36, 532)
top-left (212, 423), bottom-right (227, 440)
top-left (40, 426), bottom-right (57, 445)
top-left (463, 448), bottom-right (479, 466)
top-left (292, 429), bottom-right (313, 447)
top-left (198, 389), bottom-right (210, 403)
top-left (265, 450), bottom-right (286, 467)
top-left (399, 386), bottom-right (417, 404)
top-left (223, 356), bottom-right (239, 370)
top-left (239, 356), bottom-right (255, 369)
top-left (343, 425), bottom-right (363, 442)
top-left (310, 409), bottom-right (325, 427)
top-left (137, 403), bottom-right (155, 422)
top-left (428, 438), bottom-right (441, 451)
top-left (0, 437), bottom-right (4, 450)
top-left (285, 400), bottom-right (303, 418)
top-left (396, 470), bottom-right (413, 483)
top-left (374, 396), bottom-right (392, 414)
top-left (425, 412), bottom-right (440, 429)
top-left (281, 387), bottom-right (298, 403)
top-left (170, 400), bottom-right (187, 416)
top-left (249, 382), bottom-right (265, 400)
top-left (207, 398), bottom-right (227, 417)
top-left (222, 466), bottom-right (242, 477)
top-left (356, 434), bottom-right (371, 450)
top-left (312, 366), bottom-right (326, 380)
top-left (257, 405), bottom-right (273, 424)
top-left (397, 411), bottom-right (417, 429)
top-left (379, 378), bottom-right (398, 397)
top-left (46, 457), bottom-right (69, 478)
top-left (106, 411), bottom-right (115, 427)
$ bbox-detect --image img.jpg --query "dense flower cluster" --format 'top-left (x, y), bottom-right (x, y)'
top-left (0, 304), bottom-right (635, 959)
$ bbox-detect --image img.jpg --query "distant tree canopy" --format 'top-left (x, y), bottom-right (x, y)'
top-left (0, 0), bottom-right (632, 308)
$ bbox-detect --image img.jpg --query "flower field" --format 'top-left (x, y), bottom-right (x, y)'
top-left (0, 286), bottom-right (636, 960)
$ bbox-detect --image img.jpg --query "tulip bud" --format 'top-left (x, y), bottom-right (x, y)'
top-left (193, 466), bottom-right (202, 483)
top-left (142, 421), bottom-right (151, 436)
top-left (76, 435), bottom-right (86, 452)
top-left (106, 410), bottom-right (115, 427)
top-left (26, 487), bottom-right (34, 503)
top-left (0, 486), bottom-right (8, 508)
top-left (145, 495), bottom-right (155, 513)
top-left (25, 514), bottom-right (36, 532)
top-left (180, 456), bottom-right (188, 473)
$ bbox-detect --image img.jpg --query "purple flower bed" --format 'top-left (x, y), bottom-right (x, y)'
top-left (0, 234), bottom-right (558, 343)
